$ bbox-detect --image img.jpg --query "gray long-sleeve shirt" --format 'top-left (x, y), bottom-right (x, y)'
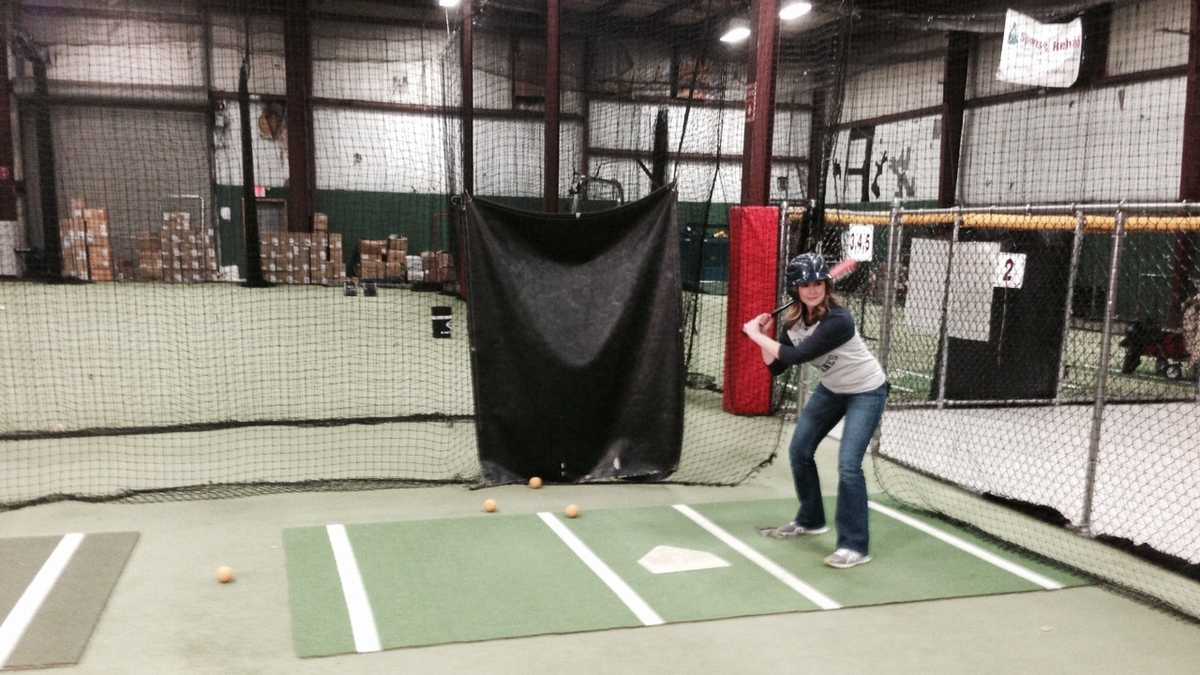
top-left (767, 307), bottom-right (887, 394)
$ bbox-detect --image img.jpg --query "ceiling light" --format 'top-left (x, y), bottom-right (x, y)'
top-left (438, 0), bottom-right (461, 8)
top-left (720, 18), bottom-right (751, 44)
top-left (779, 2), bottom-right (813, 21)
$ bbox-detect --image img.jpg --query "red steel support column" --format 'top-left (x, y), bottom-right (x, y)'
top-left (739, 0), bottom-right (778, 205)
top-left (284, 0), bottom-right (314, 231)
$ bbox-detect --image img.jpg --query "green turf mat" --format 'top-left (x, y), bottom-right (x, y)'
top-left (284, 500), bottom-right (1090, 657)
top-left (285, 516), bottom-right (643, 656)
top-left (556, 505), bottom-right (824, 621)
top-left (689, 499), bottom-right (1088, 608)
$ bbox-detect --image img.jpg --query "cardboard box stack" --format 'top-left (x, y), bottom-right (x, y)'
top-left (386, 236), bottom-right (407, 279)
top-left (82, 209), bottom-right (113, 282)
top-left (160, 211), bottom-right (217, 283)
top-left (431, 250), bottom-right (456, 283)
top-left (59, 198), bottom-right (114, 281)
top-left (352, 235), bottom-right (453, 285)
top-left (260, 232), bottom-right (280, 283)
top-left (259, 226), bottom-right (346, 285)
top-left (135, 233), bottom-right (163, 280)
top-left (59, 217), bottom-right (89, 280)
top-left (357, 235), bottom-right (419, 281)
top-left (358, 239), bottom-right (386, 279)
top-left (329, 232), bottom-right (345, 281)
top-left (288, 232), bottom-right (312, 284)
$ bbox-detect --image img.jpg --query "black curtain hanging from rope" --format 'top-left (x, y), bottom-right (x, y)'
top-left (465, 186), bottom-right (683, 484)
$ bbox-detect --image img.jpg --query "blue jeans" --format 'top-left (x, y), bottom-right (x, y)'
top-left (787, 381), bottom-right (889, 555)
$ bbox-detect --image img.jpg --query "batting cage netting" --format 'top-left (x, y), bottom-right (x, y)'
top-left (1, 0), bottom-right (787, 512)
top-left (1, 0), bottom-right (1198, 620)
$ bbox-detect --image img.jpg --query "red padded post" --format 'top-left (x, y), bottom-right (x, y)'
top-left (723, 205), bottom-right (779, 415)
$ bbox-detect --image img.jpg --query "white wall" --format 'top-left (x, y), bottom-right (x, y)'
top-left (473, 119), bottom-right (581, 198)
top-left (841, 37), bottom-right (945, 121)
top-left (588, 157), bottom-right (743, 205)
top-left (590, 39), bottom-right (674, 98)
top-left (31, 13), bottom-right (203, 90)
top-left (209, 13), bottom-right (286, 95)
top-left (312, 21), bottom-right (458, 106)
top-left (590, 101), bottom-right (745, 156)
top-left (959, 77), bottom-right (1186, 204)
top-left (824, 115), bottom-right (941, 205)
top-left (312, 108), bottom-right (458, 194)
top-left (213, 101), bottom-right (289, 188)
top-left (1107, 0), bottom-right (1190, 75)
top-left (18, 1), bottom-right (1198, 210)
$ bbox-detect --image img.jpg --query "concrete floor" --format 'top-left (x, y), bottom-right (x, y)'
top-left (2, 438), bottom-right (1199, 675)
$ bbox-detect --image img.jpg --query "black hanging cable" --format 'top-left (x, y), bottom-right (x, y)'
top-left (684, 61), bottom-right (729, 378)
top-left (239, 4), bottom-right (267, 287)
top-left (672, 0), bottom-right (716, 184)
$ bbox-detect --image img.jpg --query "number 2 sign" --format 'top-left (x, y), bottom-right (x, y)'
top-left (994, 252), bottom-right (1026, 289)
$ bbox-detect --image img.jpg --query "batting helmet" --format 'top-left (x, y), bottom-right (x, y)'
top-left (785, 253), bottom-right (831, 290)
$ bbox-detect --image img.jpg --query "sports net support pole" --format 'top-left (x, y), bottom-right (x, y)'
top-left (773, 201), bottom-right (790, 412)
top-left (934, 209), bottom-right (961, 408)
top-left (878, 201), bottom-right (902, 376)
top-left (1080, 207), bottom-right (1127, 534)
top-left (871, 201), bottom-right (902, 458)
top-left (1054, 209), bottom-right (1087, 405)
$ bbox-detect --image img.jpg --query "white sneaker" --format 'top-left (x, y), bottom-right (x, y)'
top-left (824, 548), bottom-right (872, 568)
top-left (759, 521), bottom-right (829, 539)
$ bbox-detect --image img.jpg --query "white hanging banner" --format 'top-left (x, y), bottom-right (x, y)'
top-left (996, 9), bottom-right (1083, 88)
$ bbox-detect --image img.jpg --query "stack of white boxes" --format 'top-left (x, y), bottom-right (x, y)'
top-left (160, 211), bottom-right (217, 283)
top-left (259, 216), bottom-right (346, 285)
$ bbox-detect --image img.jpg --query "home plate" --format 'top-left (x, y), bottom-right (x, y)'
top-left (638, 545), bottom-right (731, 574)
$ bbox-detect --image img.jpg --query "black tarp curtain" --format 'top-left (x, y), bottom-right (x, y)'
top-left (464, 186), bottom-right (683, 484)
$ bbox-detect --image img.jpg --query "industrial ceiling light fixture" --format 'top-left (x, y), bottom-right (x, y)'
top-left (438, 0), bottom-right (461, 8)
top-left (779, 1), bottom-right (813, 21)
top-left (720, 17), bottom-right (751, 44)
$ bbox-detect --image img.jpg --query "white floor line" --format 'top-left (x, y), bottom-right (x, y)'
top-left (867, 501), bottom-right (1064, 590)
top-left (536, 512), bottom-right (664, 626)
top-left (325, 524), bottom-right (383, 653)
top-left (0, 533), bottom-right (85, 667)
top-left (672, 504), bottom-right (841, 610)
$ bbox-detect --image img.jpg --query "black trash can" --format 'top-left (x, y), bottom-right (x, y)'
top-left (432, 305), bottom-right (452, 338)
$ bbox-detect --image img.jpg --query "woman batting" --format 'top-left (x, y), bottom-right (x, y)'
top-left (741, 253), bottom-right (889, 568)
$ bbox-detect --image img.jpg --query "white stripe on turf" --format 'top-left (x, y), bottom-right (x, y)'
top-left (867, 501), bottom-right (1064, 590)
top-left (536, 512), bottom-right (664, 626)
top-left (0, 533), bottom-right (85, 667)
top-left (672, 505), bottom-right (841, 610)
top-left (325, 524), bottom-right (382, 653)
